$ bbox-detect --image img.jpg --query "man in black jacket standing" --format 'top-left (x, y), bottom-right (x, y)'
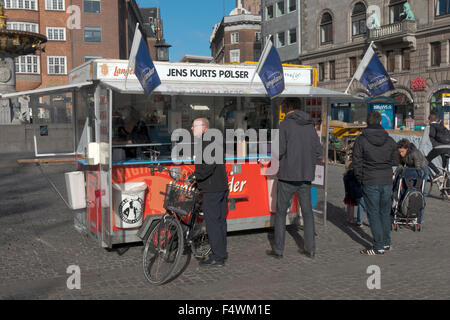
top-left (267, 99), bottom-right (322, 259)
top-left (190, 118), bottom-right (229, 267)
top-left (353, 112), bottom-right (398, 256)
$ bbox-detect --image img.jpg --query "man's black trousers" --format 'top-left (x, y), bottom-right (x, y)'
top-left (426, 147), bottom-right (450, 176)
top-left (202, 190), bottom-right (229, 262)
top-left (274, 180), bottom-right (315, 255)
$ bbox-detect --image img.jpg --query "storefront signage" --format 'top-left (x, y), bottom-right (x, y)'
top-left (87, 61), bottom-right (312, 86)
top-left (443, 93), bottom-right (450, 107)
top-left (410, 76), bottom-right (427, 91)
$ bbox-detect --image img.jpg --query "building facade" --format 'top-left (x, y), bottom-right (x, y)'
top-left (210, 6), bottom-right (262, 64)
top-left (299, 0), bottom-right (450, 126)
top-left (239, 0), bottom-right (261, 15)
top-left (5, 0), bottom-right (152, 92)
top-left (261, 0), bottom-right (302, 64)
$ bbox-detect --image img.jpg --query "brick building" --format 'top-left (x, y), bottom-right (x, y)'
top-left (239, 0), bottom-right (261, 15)
top-left (210, 4), bottom-right (262, 64)
top-left (299, 0), bottom-right (450, 126)
top-left (5, 0), bottom-right (152, 92)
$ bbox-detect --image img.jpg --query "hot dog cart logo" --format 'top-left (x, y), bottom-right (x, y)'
top-left (101, 64), bottom-right (109, 76)
top-left (119, 198), bottom-right (143, 224)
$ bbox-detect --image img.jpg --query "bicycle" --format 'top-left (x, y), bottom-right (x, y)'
top-left (142, 164), bottom-right (211, 285)
top-left (426, 153), bottom-right (450, 201)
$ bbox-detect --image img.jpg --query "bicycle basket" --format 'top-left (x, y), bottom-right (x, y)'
top-left (163, 183), bottom-right (199, 215)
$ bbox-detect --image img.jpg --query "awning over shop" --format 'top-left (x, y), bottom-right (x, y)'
top-left (0, 81), bottom-right (93, 99)
top-left (101, 80), bottom-right (363, 103)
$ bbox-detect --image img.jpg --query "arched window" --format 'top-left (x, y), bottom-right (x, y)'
top-left (320, 12), bottom-right (333, 44)
top-left (352, 2), bottom-right (367, 36)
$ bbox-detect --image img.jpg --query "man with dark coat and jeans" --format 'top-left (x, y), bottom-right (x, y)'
top-left (189, 118), bottom-right (229, 267)
top-left (267, 99), bottom-right (322, 259)
top-left (353, 112), bottom-right (399, 256)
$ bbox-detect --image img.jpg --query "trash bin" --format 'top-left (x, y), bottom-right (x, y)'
top-left (65, 171), bottom-right (86, 210)
top-left (112, 182), bottom-right (148, 229)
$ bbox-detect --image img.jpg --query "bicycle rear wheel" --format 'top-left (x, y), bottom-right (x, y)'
top-left (190, 221), bottom-right (211, 258)
top-left (143, 215), bottom-right (184, 285)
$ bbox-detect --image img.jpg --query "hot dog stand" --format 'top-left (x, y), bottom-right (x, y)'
top-left (7, 59), bottom-right (361, 248)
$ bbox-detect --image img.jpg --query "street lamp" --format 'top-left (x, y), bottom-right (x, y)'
top-left (155, 38), bottom-right (171, 61)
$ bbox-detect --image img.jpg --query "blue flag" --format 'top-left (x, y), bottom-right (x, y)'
top-left (354, 44), bottom-right (394, 96)
top-left (127, 24), bottom-right (161, 96)
top-left (253, 39), bottom-right (285, 99)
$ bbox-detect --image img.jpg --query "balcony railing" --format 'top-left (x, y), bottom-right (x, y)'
top-left (369, 20), bottom-right (417, 40)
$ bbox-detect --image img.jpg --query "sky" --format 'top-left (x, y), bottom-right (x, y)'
top-left (136, 0), bottom-right (236, 62)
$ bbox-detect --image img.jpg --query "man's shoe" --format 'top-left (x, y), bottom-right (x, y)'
top-left (384, 245), bottom-right (391, 252)
top-left (360, 248), bottom-right (384, 256)
top-left (266, 250), bottom-right (283, 259)
top-left (304, 251), bottom-right (315, 259)
top-left (199, 257), bottom-right (224, 267)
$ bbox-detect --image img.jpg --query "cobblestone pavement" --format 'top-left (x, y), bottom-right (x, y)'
top-left (0, 159), bottom-right (449, 300)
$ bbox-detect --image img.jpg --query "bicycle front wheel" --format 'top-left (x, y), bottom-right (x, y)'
top-left (143, 215), bottom-right (184, 285)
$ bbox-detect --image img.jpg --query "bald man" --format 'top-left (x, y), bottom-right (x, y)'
top-left (190, 118), bottom-right (229, 267)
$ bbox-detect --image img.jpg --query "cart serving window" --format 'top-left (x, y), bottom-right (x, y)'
top-left (8, 59), bottom-right (361, 248)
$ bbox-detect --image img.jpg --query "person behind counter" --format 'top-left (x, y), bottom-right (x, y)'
top-left (114, 106), bottom-right (151, 159)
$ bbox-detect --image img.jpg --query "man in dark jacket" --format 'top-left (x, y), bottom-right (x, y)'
top-left (353, 112), bottom-right (399, 256)
top-left (267, 99), bottom-right (322, 259)
top-left (190, 118), bottom-right (229, 267)
top-left (425, 113), bottom-right (450, 180)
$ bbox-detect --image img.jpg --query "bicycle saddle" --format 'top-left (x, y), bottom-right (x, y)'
top-left (166, 206), bottom-right (189, 216)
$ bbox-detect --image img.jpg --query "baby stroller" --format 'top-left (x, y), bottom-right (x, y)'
top-left (391, 167), bottom-right (426, 232)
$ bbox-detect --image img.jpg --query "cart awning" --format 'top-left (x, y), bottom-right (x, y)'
top-left (101, 80), bottom-right (363, 102)
top-left (0, 81), bottom-right (93, 99)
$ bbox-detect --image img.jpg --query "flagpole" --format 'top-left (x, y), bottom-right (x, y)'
top-left (249, 35), bottom-right (272, 88)
top-left (344, 41), bottom-right (375, 94)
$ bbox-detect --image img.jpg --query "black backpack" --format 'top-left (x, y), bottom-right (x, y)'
top-left (399, 175), bottom-right (425, 219)
top-left (435, 124), bottom-right (450, 144)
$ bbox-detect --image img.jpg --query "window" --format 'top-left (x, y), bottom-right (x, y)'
top-left (329, 60), bottom-right (336, 80)
top-left (436, 0), bottom-right (450, 16)
top-left (84, 26), bottom-right (102, 43)
top-left (431, 42), bottom-right (441, 66)
top-left (277, 1), bottom-right (285, 16)
top-left (320, 12), bottom-right (333, 44)
top-left (231, 32), bottom-right (239, 44)
top-left (84, 0), bottom-right (101, 13)
top-left (288, 28), bottom-right (296, 45)
top-left (289, 0), bottom-right (297, 12)
top-left (349, 57), bottom-right (357, 76)
top-left (277, 31), bottom-right (285, 47)
top-left (7, 22), bottom-right (38, 33)
top-left (266, 5), bottom-right (274, 20)
top-left (84, 56), bottom-right (102, 62)
top-left (5, 0), bottom-right (37, 10)
top-left (47, 27), bottom-right (66, 41)
top-left (48, 56), bottom-right (67, 75)
top-left (389, 0), bottom-right (406, 24)
top-left (254, 49), bottom-right (261, 61)
top-left (352, 2), bottom-right (367, 36)
top-left (255, 32), bottom-right (261, 42)
top-left (230, 49), bottom-right (240, 63)
top-left (15, 55), bottom-right (39, 74)
top-left (387, 50), bottom-right (395, 72)
top-left (402, 49), bottom-right (410, 70)
top-left (319, 63), bottom-right (325, 81)
top-left (45, 0), bottom-right (64, 11)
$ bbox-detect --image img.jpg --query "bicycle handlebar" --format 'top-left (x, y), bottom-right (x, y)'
top-left (148, 163), bottom-right (192, 184)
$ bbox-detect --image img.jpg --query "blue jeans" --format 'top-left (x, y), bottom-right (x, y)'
top-left (362, 185), bottom-right (392, 251)
top-left (356, 197), bottom-right (366, 224)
